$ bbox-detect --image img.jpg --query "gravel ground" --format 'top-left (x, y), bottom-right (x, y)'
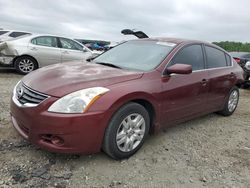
top-left (0, 69), bottom-right (249, 188)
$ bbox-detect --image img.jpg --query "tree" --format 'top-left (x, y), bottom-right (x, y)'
top-left (213, 41), bottom-right (250, 52)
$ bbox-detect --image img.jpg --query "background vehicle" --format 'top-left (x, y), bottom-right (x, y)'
top-left (0, 34), bottom-right (93, 74)
top-left (230, 52), bottom-right (250, 87)
top-left (0, 30), bottom-right (31, 42)
top-left (11, 38), bottom-right (244, 159)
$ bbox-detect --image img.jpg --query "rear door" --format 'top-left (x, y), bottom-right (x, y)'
top-left (204, 45), bottom-right (236, 111)
top-left (161, 44), bottom-right (209, 124)
top-left (59, 38), bottom-right (92, 62)
top-left (28, 36), bottom-right (61, 67)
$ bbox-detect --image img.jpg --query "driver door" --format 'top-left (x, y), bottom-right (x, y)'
top-left (161, 44), bottom-right (209, 124)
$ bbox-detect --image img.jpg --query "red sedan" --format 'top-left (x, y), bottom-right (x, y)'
top-left (11, 38), bottom-right (243, 159)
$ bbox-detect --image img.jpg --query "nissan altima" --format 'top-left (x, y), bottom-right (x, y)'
top-left (11, 38), bottom-right (244, 159)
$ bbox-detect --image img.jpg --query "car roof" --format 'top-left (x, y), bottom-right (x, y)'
top-left (131, 37), bottom-right (227, 52)
top-left (3, 30), bottom-right (31, 34)
top-left (27, 34), bottom-right (81, 40)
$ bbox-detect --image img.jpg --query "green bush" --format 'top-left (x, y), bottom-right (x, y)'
top-left (213, 41), bottom-right (250, 52)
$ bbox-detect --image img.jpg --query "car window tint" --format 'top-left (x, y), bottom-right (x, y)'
top-left (31, 36), bottom-right (57, 47)
top-left (0, 31), bottom-right (9, 35)
top-left (9, 32), bottom-right (30, 38)
top-left (60, 38), bottom-right (83, 51)
top-left (205, 46), bottom-right (227, 68)
top-left (225, 54), bottom-right (232, 66)
top-left (94, 40), bottom-right (174, 71)
top-left (243, 54), bottom-right (250, 59)
top-left (170, 44), bottom-right (204, 71)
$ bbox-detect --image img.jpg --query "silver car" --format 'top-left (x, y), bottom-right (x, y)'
top-left (0, 34), bottom-right (93, 74)
top-left (0, 30), bottom-right (31, 42)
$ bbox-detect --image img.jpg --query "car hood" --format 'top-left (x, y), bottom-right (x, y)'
top-left (22, 62), bottom-right (143, 97)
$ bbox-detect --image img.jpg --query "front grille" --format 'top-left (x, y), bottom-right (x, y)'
top-left (16, 83), bottom-right (48, 105)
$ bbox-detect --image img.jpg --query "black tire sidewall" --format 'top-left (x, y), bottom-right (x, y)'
top-left (14, 56), bottom-right (37, 74)
top-left (103, 103), bottom-right (150, 159)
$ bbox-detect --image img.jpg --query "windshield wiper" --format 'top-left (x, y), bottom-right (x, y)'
top-left (95, 62), bottom-right (122, 69)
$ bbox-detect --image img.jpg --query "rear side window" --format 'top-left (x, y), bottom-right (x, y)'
top-left (170, 44), bottom-right (205, 71)
top-left (31, 36), bottom-right (57, 47)
top-left (9, 32), bottom-right (30, 38)
top-left (225, 54), bottom-right (232, 66)
top-left (205, 46), bottom-right (227, 68)
top-left (0, 31), bottom-right (9, 35)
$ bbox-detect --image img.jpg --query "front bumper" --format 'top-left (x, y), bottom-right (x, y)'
top-left (10, 97), bottom-right (109, 154)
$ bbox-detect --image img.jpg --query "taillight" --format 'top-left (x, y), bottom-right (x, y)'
top-left (233, 58), bottom-right (241, 63)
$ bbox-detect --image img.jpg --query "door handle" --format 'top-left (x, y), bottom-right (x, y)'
top-left (62, 51), bottom-right (69, 54)
top-left (30, 47), bottom-right (38, 51)
top-left (201, 79), bottom-right (208, 86)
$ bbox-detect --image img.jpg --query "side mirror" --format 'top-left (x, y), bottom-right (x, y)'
top-left (163, 64), bottom-right (192, 76)
top-left (83, 47), bottom-right (88, 52)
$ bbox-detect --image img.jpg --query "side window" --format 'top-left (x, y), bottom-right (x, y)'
top-left (170, 44), bottom-right (204, 71)
top-left (60, 38), bottom-right (83, 51)
top-left (225, 54), bottom-right (232, 66)
top-left (31, 36), bottom-right (57, 47)
top-left (205, 46), bottom-right (227, 68)
top-left (9, 32), bottom-right (30, 38)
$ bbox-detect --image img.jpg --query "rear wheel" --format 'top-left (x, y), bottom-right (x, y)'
top-left (14, 56), bottom-right (38, 74)
top-left (218, 86), bottom-right (239, 116)
top-left (102, 102), bottom-right (150, 159)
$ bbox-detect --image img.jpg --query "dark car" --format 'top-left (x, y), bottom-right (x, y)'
top-left (11, 38), bottom-right (243, 159)
top-left (230, 52), bottom-right (250, 85)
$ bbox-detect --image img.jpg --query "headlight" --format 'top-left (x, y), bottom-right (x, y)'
top-left (48, 87), bottom-right (109, 113)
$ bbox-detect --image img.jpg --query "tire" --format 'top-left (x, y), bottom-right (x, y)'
top-left (246, 75), bottom-right (250, 81)
top-left (14, 56), bottom-right (38, 74)
top-left (218, 86), bottom-right (239, 116)
top-left (242, 81), bottom-right (250, 89)
top-left (102, 102), bottom-right (150, 160)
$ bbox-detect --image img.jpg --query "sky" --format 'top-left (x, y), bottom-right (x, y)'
top-left (0, 0), bottom-right (250, 42)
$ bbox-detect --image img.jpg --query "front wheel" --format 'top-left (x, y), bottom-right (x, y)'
top-left (102, 102), bottom-right (150, 160)
top-left (218, 86), bottom-right (239, 116)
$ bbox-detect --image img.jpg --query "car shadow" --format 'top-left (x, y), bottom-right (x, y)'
top-left (0, 67), bottom-right (16, 74)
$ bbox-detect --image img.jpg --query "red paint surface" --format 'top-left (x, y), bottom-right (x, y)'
top-left (11, 38), bottom-right (244, 154)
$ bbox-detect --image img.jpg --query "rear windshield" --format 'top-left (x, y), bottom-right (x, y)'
top-left (0, 31), bottom-right (9, 35)
top-left (94, 40), bottom-right (175, 71)
top-left (9, 32), bottom-right (30, 38)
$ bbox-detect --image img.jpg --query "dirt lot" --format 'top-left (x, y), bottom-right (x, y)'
top-left (0, 69), bottom-right (249, 188)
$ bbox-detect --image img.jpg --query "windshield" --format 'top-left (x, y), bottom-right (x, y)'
top-left (94, 40), bottom-right (175, 71)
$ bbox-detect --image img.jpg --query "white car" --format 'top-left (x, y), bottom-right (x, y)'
top-left (0, 30), bottom-right (31, 42)
top-left (0, 34), bottom-right (93, 74)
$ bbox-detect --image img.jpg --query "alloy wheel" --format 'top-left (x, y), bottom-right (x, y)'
top-left (228, 90), bottom-right (239, 112)
top-left (116, 113), bottom-right (146, 152)
top-left (19, 59), bottom-right (35, 73)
